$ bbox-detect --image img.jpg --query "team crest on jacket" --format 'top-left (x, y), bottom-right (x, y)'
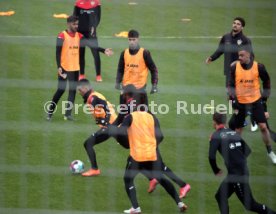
top-left (220, 132), bottom-right (227, 139)
top-left (229, 143), bottom-right (236, 149)
top-left (237, 39), bottom-right (242, 45)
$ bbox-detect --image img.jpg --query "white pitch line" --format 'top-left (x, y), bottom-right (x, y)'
top-left (0, 35), bottom-right (276, 39)
top-left (0, 78), bottom-right (275, 97)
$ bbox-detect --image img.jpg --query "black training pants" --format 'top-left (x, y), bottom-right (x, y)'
top-left (124, 156), bottom-right (181, 209)
top-left (143, 149), bottom-right (186, 188)
top-left (215, 175), bottom-right (275, 214)
top-left (84, 128), bottom-right (110, 169)
top-left (49, 71), bottom-right (79, 117)
top-left (80, 33), bottom-right (101, 76)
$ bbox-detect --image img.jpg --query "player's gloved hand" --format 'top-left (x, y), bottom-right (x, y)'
top-left (261, 96), bottom-right (267, 103)
top-left (150, 84), bottom-right (158, 94)
top-left (261, 97), bottom-right (268, 112)
top-left (231, 98), bottom-right (240, 110)
top-left (264, 105), bottom-right (268, 114)
top-left (96, 118), bottom-right (109, 126)
top-left (115, 83), bottom-right (122, 90)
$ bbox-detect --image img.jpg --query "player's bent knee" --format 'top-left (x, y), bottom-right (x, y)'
top-left (258, 123), bottom-right (268, 131)
top-left (83, 140), bottom-right (89, 148)
top-left (83, 138), bottom-right (95, 148)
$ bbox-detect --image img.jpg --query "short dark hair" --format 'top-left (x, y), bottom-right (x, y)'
top-left (78, 78), bottom-right (92, 90)
top-left (234, 17), bottom-right (245, 27)
top-left (128, 29), bottom-right (139, 38)
top-left (213, 112), bottom-right (227, 125)
top-left (238, 45), bottom-right (252, 54)
top-left (67, 15), bottom-right (78, 23)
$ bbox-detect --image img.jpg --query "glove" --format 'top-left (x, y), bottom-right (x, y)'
top-left (231, 98), bottom-right (240, 110)
top-left (115, 83), bottom-right (122, 90)
top-left (95, 118), bottom-right (109, 126)
top-left (150, 84), bottom-right (158, 94)
top-left (261, 97), bottom-right (267, 104)
top-left (261, 97), bottom-right (268, 112)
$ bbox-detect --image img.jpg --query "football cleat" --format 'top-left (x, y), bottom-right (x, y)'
top-left (64, 115), bottom-right (74, 121)
top-left (268, 151), bottom-right (276, 164)
top-left (123, 207), bottom-right (141, 214)
top-left (147, 178), bottom-right (158, 193)
top-left (178, 202), bottom-right (188, 212)
top-left (96, 75), bottom-right (102, 82)
top-left (179, 184), bottom-right (191, 198)
top-left (251, 123), bottom-right (258, 132)
top-left (46, 114), bottom-right (52, 121)
top-left (81, 168), bottom-right (101, 176)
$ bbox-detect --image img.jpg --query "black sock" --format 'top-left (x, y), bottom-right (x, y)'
top-left (266, 145), bottom-right (272, 153)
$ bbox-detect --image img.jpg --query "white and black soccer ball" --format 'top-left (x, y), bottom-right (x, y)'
top-left (70, 160), bottom-right (84, 174)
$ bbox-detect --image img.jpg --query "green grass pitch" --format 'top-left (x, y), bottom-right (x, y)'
top-left (0, 0), bottom-right (276, 213)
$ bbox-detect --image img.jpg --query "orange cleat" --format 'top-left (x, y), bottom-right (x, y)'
top-left (179, 184), bottom-right (191, 198)
top-left (96, 75), bottom-right (102, 82)
top-left (79, 74), bottom-right (86, 81)
top-left (148, 178), bottom-right (158, 193)
top-left (81, 168), bottom-right (101, 177)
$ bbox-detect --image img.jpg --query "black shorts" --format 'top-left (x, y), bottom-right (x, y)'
top-left (124, 156), bottom-right (163, 180)
top-left (231, 99), bottom-right (267, 129)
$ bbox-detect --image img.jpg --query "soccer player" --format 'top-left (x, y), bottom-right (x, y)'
top-left (115, 29), bottom-right (158, 105)
top-left (46, 15), bottom-right (112, 121)
top-left (112, 84), bottom-right (191, 198)
top-left (47, 15), bottom-right (83, 121)
top-left (209, 112), bottom-right (276, 214)
top-left (205, 17), bottom-right (253, 87)
top-left (109, 100), bottom-right (188, 213)
top-left (73, 0), bottom-right (110, 82)
top-left (77, 79), bottom-right (117, 176)
top-left (205, 17), bottom-right (257, 132)
top-left (228, 47), bottom-right (276, 164)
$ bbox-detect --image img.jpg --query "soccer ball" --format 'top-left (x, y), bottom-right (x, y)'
top-left (70, 160), bottom-right (84, 174)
